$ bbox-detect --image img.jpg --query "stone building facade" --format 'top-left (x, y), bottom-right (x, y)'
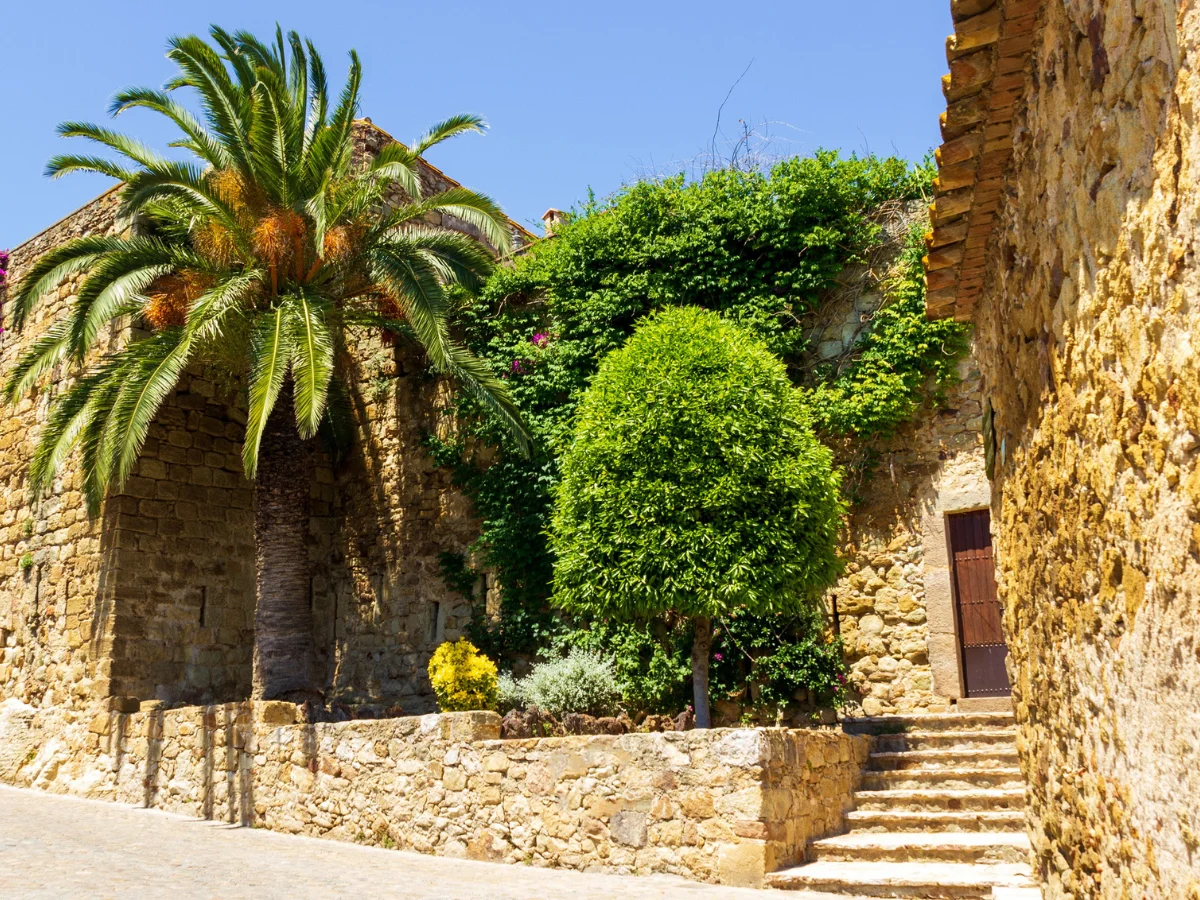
top-left (0, 127), bottom-right (1003, 724)
top-left (831, 353), bottom-right (991, 717)
top-left (802, 207), bottom-right (1000, 718)
top-left (0, 121), bottom-right (530, 717)
top-left (927, 1), bottom-right (1200, 897)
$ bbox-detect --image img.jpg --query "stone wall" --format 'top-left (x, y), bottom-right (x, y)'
top-left (801, 204), bottom-right (993, 717)
top-left (1, 189), bottom-right (123, 715)
top-left (103, 372), bottom-right (255, 705)
top-left (0, 122), bottom-right (525, 716)
top-left (831, 353), bottom-right (988, 716)
top-left (0, 701), bottom-right (868, 888)
top-left (970, 2), bottom-right (1200, 897)
top-left (313, 343), bottom-right (481, 710)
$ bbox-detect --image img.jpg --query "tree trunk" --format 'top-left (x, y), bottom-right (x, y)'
top-left (251, 380), bottom-right (318, 700)
top-left (691, 615), bottom-right (712, 728)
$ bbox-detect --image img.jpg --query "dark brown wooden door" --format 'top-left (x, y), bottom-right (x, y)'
top-left (947, 509), bottom-right (1011, 697)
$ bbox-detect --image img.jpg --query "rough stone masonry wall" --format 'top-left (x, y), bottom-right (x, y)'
top-left (832, 353), bottom-right (988, 716)
top-left (0, 191), bottom-right (123, 715)
top-left (972, 2), bottom-right (1200, 897)
top-left (0, 192), bottom-right (261, 710)
top-left (0, 122), bottom-right (521, 715)
top-left (0, 701), bottom-right (868, 888)
top-left (102, 373), bottom-right (256, 706)
top-left (312, 341), bottom-right (481, 711)
top-left (800, 204), bottom-right (992, 717)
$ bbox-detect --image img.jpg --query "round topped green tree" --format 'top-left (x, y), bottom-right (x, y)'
top-left (548, 306), bottom-right (845, 727)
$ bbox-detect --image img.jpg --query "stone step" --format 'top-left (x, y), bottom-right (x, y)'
top-left (767, 861), bottom-right (1035, 898)
top-left (843, 713), bottom-right (1015, 736)
top-left (991, 889), bottom-right (1043, 900)
top-left (869, 748), bottom-right (1020, 771)
top-left (808, 832), bottom-right (1031, 865)
top-left (845, 809), bottom-right (1027, 833)
top-left (861, 767), bottom-right (1025, 791)
top-left (871, 730), bottom-right (1018, 753)
top-left (852, 788), bottom-right (1027, 812)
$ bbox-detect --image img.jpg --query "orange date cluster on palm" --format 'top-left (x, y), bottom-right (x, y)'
top-left (144, 271), bottom-right (216, 330)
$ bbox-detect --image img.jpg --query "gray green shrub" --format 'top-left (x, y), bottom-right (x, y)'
top-left (516, 648), bottom-right (622, 718)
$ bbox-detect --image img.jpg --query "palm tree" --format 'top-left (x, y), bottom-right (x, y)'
top-left (4, 27), bottom-right (529, 701)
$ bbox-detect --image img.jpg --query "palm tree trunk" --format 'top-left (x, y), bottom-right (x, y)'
top-left (691, 615), bottom-right (712, 728)
top-left (251, 379), bottom-right (318, 700)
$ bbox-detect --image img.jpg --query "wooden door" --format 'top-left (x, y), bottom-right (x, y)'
top-left (947, 509), bottom-right (1011, 697)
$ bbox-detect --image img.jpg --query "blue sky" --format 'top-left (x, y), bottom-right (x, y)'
top-left (0, 1), bottom-right (952, 247)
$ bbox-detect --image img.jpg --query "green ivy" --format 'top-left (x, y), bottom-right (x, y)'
top-left (431, 152), bottom-right (967, 707)
top-left (809, 225), bottom-right (970, 437)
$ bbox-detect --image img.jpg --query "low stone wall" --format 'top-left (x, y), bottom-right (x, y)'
top-left (0, 699), bottom-right (867, 887)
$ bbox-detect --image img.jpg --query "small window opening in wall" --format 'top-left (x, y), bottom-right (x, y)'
top-left (199, 586), bottom-right (207, 626)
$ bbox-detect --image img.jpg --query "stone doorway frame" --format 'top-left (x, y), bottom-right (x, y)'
top-left (920, 482), bottom-right (1011, 711)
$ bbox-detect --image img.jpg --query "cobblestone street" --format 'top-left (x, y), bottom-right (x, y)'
top-left (0, 785), bottom-right (779, 899)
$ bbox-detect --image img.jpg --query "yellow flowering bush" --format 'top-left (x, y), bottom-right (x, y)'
top-left (428, 639), bottom-right (499, 712)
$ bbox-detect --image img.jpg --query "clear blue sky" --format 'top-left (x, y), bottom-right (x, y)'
top-left (1, 1), bottom-right (952, 248)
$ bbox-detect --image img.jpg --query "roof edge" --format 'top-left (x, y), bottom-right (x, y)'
top-left (924, 0), bottom-right (1042, 321)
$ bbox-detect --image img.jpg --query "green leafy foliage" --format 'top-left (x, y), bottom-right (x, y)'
top-left (432, 152), bottom-right (966, 707)
top-left (809, 225), bottom-right (970, 437)
top-left (508, 648), bottom-right (623, 717)
top-left (5, 25), bottom-right (528, 517)
top-left (549, 306), bottom-right (845, 619)
top-left (709, 607), bottom-right (849, 714)
top-left (555, 619), bottom-right (693, 714)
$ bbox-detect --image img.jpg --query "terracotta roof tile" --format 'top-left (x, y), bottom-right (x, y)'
top-left (924, 0), bottom-right (1043, 320)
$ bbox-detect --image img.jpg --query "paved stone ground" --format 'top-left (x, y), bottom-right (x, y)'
top-left (0, 785), bottom-right (794, 899)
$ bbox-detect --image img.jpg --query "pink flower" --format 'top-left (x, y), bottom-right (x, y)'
top-left (530, 332), bottom-right (549, 348)
top-left (713, 653), bottom-right (723, 662)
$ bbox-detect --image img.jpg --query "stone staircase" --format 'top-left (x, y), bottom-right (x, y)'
top-left (768, 712), bottom-right (1038, 899)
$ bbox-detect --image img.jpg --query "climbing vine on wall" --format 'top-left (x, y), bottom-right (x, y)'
top-left (430, 152), bottom-right (968, 706)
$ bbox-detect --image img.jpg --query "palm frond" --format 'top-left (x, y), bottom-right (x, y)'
top-left (186, 269), bottom-right (264, 342)
top-left (6, 235), bottom-right (129, 330)
top-left (443, 342), bottom-right (531, 456)
top-left (166, 35), bottom-right (256, 178)
top-left (54, 122), bottom-right (173, 171)
top-left (302, 39), bottom-right (328, 153)
top-left (375, 186), bottom-right (512, 254)
top-left (412, 113), bottom-right (486, 156)
top-left (3, 318), bottom-right (74, 402)
top-left (28, 366), bottom-right (112, 497)
top-left (44, 155), bottom-right (138, 182)
top-left (68, 237), bottom-right (209, 356)
top-left (365, 142), bottom-right (421, 199)
top-left (380, 226), bottom-right (495, 293)
top-left (104, 328), bottom-right (195, 485)
top-left (241, 303), bottom-right (292, 477)
top-left (305, 50), bottom-right (360, 182)
top-left (368, 246), bottom-right (528, 454)
top-left (78, 376), bottom-right (123, 515)
top-left (118, 162), bottom-right (251, 254)
top-left (109, 87), bottom-right (232, 169)
top-left (286, 291), bottom-right (334, 438)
